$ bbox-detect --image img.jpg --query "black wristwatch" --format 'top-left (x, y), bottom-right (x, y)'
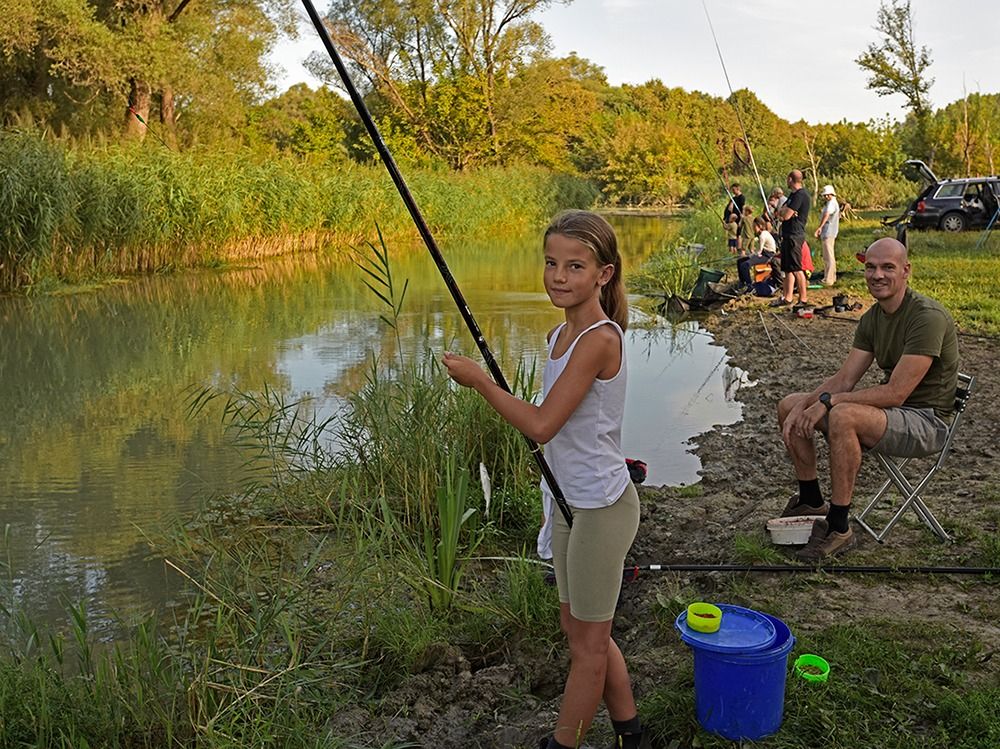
top-left (819, 392), bottom-right (833, 412)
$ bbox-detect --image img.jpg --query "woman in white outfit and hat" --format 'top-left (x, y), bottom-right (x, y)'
top-left (814, 184), bottom-right (840, 286)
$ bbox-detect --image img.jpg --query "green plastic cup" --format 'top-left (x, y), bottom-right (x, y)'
top-left (794, 653), bottom-right (830, 682)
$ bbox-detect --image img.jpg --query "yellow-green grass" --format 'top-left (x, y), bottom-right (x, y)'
top-left (832, 219), bottom-right (1000, 335)
top-left (0, 129), bottom-right (597, 292)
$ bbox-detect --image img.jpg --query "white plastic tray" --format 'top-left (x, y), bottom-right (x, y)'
top-left (766, 515), bottom-right (825, 545)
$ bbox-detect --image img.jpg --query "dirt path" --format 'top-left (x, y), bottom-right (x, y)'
top-left (361, 295), bottom-right (1000, 748)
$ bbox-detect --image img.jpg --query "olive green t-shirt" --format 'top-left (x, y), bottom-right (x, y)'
top-left (852, 288), bottom-right (959, 417)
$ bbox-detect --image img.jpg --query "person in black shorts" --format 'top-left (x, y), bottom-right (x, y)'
top-left (772, 170), bottom-right (811, 307)
top-left (725, 182), bottom-right (745, 225)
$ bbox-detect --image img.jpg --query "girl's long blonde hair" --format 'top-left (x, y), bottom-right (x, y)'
top-left (543, 210), bottom-right (628, 331)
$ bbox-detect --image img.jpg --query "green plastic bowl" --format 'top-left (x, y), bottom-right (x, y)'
top-left (686, 602), bottom-right (722, 633)
top-left (794, 653), bottom-right (830, 682)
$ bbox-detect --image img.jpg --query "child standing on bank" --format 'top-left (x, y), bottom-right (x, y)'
top-left (738, 204), bottom-right (755, 256)
top-left (442, 210), bottom-right (647, 749)
top-left (724, 213), bottom-right (739, 254)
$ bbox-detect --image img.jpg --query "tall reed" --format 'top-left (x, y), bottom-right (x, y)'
top-left (0, 129), bottom-right (597, 292)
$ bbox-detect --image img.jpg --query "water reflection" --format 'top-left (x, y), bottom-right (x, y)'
top-left (0, 216), bottom-right (742, 635)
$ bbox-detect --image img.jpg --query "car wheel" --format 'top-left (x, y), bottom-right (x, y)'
top-left (940, 212), bottom-right (966, 232)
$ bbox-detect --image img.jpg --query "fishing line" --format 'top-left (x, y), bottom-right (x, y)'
top-left (126, 105), bottom-right (173, 150)
top-left (770, 311), bottom-right (809, 351)
top-left (702, 0), bottom-right (771, 221)
top-left (758, 309), bottom-right (776, 350)
top-left (299, 0), bottom-right (574, 527)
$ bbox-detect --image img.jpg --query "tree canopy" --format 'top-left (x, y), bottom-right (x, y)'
top-left (856, 0), bottom-right (934, 160)
top-left (1, 0), bottom-right (997, 208)
top-left (0, 0), bottom-right (296, 144)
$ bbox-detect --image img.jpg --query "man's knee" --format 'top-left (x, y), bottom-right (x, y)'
top-left (777, 392), bottom-right (809, 424)
top-left (827, 403), bottom-right (886, 445)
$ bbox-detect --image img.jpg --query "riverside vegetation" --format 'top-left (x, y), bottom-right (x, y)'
top-left (0, 129), bottom-right (596, 293)
top-left (2, 213), bottom-right (998, 747)
top-left (0, 237), bottom-right (555, 747)
top-left (3, 2), bottom-right (999, 743)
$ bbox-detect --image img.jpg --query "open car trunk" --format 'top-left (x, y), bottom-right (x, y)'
top-left (903, 159), bottom-right (938, 184)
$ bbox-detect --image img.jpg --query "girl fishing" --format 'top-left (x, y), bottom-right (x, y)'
top-left (443, 210), bottom-right (647, 749)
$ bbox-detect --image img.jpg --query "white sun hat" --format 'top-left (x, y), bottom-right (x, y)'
top-left (822, 184), bottom-right (836, 196)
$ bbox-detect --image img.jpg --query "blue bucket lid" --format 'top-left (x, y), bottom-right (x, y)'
top-left (675, 604), bottom-right (777, 653)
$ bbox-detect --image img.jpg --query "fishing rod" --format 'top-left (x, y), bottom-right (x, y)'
top-left (701, 0), bottom-right (772, 223)
top-left (299, 0), bottom-right (574, 527)
top-left (692, 135), bottom-right (736, 219)
top-left (624, 563), bottom-right (1000, 577)
top-left (479, 557), bottom-right (1000, 580)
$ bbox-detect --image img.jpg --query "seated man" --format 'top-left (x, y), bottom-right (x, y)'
top-left (776, 238), bottom-right (959, 560)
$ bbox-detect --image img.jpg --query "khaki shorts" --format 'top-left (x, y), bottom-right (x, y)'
top-left (551, 482), bottom-right (640, 622)
top-left (872, 406), bottom-right (950, 458)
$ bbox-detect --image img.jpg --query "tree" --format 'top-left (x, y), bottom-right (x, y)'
top-left (496, 54), bottom-right (605, 170)
top-left (307, 0), bottom-right (567, 169)
top-left (245, 83), bottom-right (351, 159)
top-left (0, 0), bottom-right (297, 144)
top-left (855, 0), bottom-right (934, 160)
top-left (930, 92), bottom-right (1000, 178)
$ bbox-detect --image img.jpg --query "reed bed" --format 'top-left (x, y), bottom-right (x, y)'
top-left (0, 130), bottom-right (597, 292)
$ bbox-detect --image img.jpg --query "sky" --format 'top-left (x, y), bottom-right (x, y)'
top-left (271, 0), bottom-right (1000, 125)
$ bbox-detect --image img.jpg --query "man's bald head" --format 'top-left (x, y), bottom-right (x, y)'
top-left (787, 170), bottom-right (803, 188)
top-left (864, 237), bottom-right (911, 309)
top-left (865, 237), bottom-right (908, 265)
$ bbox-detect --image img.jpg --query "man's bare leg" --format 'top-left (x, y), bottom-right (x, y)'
top-left (781, 272), bottom-right (794, 304)
top-left (778, 392), bottom-right (818, 480)
top-left (794, 270), bottom-right (808, 303)
top-left (826, 403), bottom-right (888, 506)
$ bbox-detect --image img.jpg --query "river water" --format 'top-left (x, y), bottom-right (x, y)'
top-left (0, 215), bottom-right (744, 636)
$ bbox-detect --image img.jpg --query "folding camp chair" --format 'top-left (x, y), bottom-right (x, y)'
top-left (854, 373), bottom-right (975, 543)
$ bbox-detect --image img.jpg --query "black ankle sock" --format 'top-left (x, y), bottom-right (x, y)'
top-left (612, 715), bottom-right (642, 735)
top-left (827, 504), bottom-right (851, 534)
top-left (611, 715), bottom-right (645, 748)
top-left (798, 479), bottom-right (824, 507)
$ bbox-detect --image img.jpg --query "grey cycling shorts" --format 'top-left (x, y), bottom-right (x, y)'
top-left (872, 406), bottom-right (950, 458)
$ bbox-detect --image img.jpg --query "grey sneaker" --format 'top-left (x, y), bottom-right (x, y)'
top-left (781, 493), bottom-right (829, 518)
top-left (795, 525), bottom-right (855, 561)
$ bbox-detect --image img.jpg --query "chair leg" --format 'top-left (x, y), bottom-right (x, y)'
top-left (853, 455), bottom-right (951, 543)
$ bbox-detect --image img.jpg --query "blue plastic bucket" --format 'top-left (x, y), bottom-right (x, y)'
top-left (687, 613), bottom-right (795, 740)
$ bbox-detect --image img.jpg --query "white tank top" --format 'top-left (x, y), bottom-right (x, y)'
top-left (539, 319), bottom-right (630, 510)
